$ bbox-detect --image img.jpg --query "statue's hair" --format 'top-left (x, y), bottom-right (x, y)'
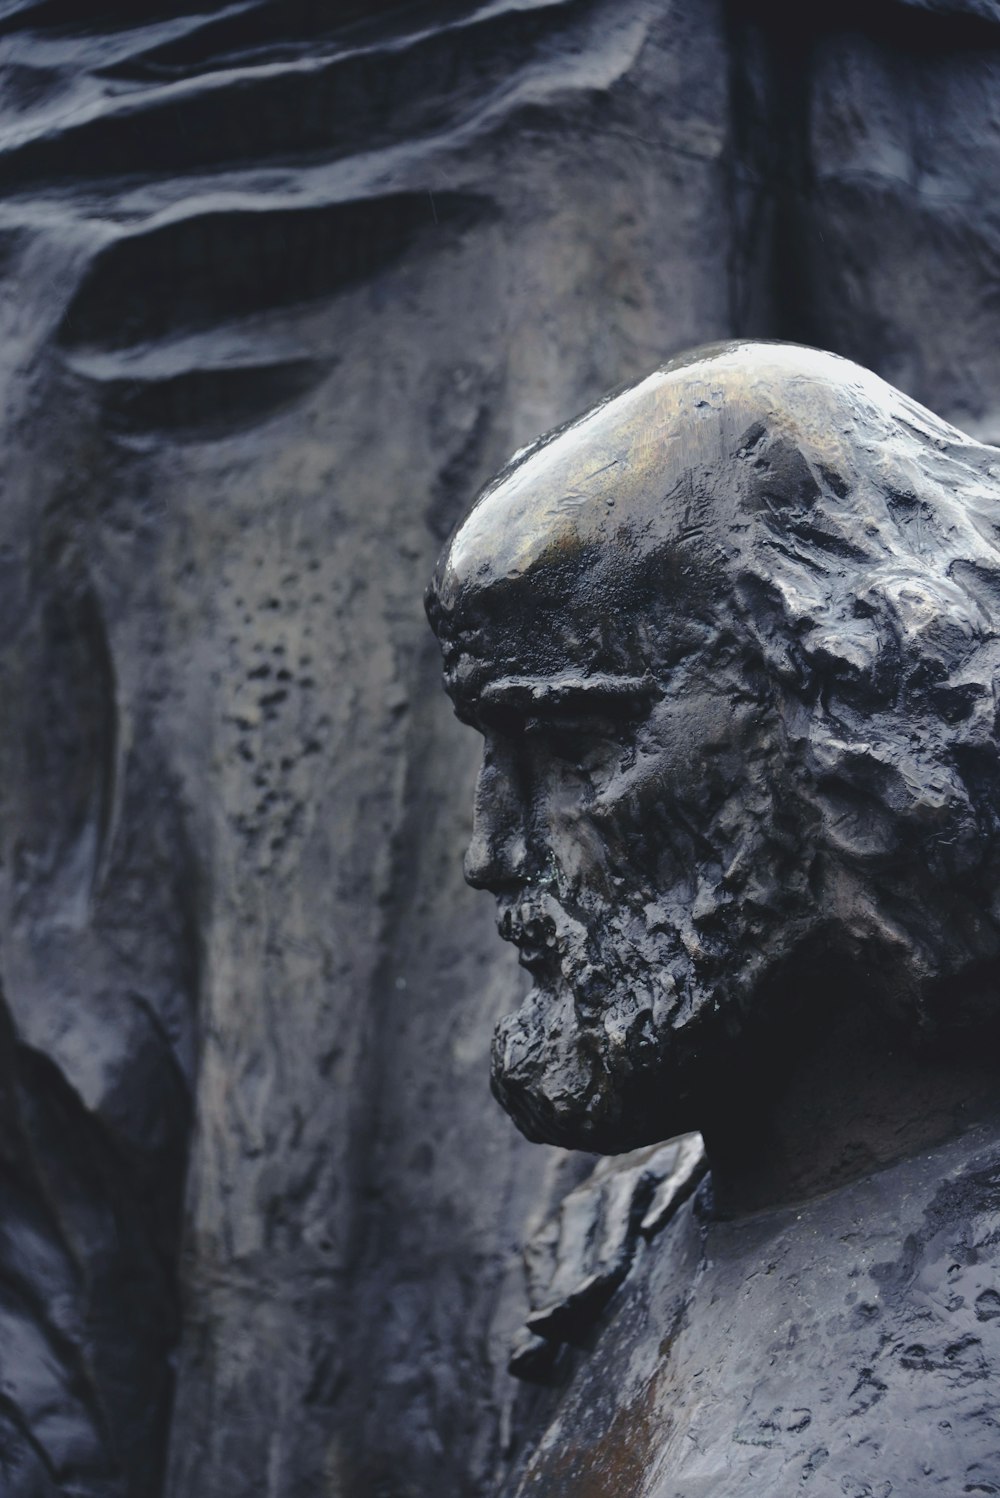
top-left (712, 353), bottom-right (1000, 1027)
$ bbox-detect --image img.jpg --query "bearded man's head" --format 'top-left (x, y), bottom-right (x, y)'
top-left (426, 342), bottom-right (1000, 1153)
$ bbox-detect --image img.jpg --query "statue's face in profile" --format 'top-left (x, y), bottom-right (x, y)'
top-left (429, 343), bottom-right (1000, 1152)
top-left (429, 357), bottom-right (807, 1152)
top-left (444, 587), bottom-right (781, 1152)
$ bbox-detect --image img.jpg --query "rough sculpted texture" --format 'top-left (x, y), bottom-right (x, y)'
top-left (500, 1125), bottom-right (1000, 1496)
top-left (1, 0), bottom-right (1000, 1494)
top-left (509, 1133), bottom-right (706, 1380)
top-left (430, 343), bottom-right (1000, 1152)
top-left (429, 343), bottom-right (1000, 1487)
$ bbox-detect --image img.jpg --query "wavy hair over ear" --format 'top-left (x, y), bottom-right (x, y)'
top-left (714, 349), bottom-right (1000, 1032)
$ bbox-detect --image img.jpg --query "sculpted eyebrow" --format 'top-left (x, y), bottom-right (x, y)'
top-left (479, 674), bottom-right (660, 713)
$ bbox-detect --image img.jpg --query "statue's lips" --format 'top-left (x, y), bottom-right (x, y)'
top-left (497, 903), bottom-right (560, 976)
top-left (495, 898), bottom-right (614, 1020)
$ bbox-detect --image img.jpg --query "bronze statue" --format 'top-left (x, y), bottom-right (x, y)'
top-left (427, 343), bottom-right (1000, 1494)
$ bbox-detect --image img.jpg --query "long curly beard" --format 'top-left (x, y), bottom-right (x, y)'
top-left (489, 886), bottom-right (724, 1152)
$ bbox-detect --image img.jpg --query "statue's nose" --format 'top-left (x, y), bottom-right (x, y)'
top-left (463, 742), bottom-right (531, 891)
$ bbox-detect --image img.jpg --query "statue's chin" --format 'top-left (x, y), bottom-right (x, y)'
top-left (489, 990), bottom-right (596, 1150)
top-left (489, 981), bottom-right (692, 1154)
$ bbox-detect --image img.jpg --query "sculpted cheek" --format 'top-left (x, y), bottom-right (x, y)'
top-left (658, 694), bottom-right (745, 770)
top-left (544, 798), bottom-right (618, 896)
top-left (585, 776), bottom-right (682, 887)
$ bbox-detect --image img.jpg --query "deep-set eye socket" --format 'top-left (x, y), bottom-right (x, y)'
top-left (477, 702), bottom-right (527, 739)
top-left (522, 711), bottom-right (632, 774)
top-left (467, 678), bottom-right (657, 772)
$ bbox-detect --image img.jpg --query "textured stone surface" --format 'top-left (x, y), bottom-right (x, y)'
top-left (0, 1), bottom-right (997, 1495)
top-left (500, 1124), bottom-right (1000, 1496)
top-left (510, 1135), bottom-right (706, 1382)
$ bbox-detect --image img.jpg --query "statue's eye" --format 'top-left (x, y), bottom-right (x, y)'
top-left (478, 703), bottom-right (526, 738)
top-left (524, 714), bottom-right (621, 772)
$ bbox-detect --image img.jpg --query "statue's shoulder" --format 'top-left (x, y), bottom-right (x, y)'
top-left (503, 1123), bottom-right (1000, 1497)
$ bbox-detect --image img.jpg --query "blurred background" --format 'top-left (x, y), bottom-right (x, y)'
top-left (0, 0), bottom-right (997, 1493)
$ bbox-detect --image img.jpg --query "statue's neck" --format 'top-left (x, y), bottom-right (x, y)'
top-left (700, 999), bottom-right (1000, 1217)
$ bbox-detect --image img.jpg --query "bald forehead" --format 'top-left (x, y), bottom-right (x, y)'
top-left (430, 359), bottom-right (742, 673)
top-left (429, 341), bottom-right (909, 641)
top-left (435, 342), bottom-right (824, 606)
top-left (443, 371), bottom-right (677, 591)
